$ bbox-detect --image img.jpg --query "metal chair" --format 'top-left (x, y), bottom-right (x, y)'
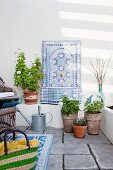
top-left (0, 78), bottom-right (19, 131)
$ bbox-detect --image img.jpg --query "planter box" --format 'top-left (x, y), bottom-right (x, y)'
top-left (101, 107), bottom-right (113, 144)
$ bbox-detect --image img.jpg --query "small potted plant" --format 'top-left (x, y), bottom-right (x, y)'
top-left (14, 51), bottom-right (44, 104)
top-left (61, 96), bottom-right (80, 133)
top-left (84, 99), bottom-right (104, 135)
top-left (73, 117), bottom-right (87, 138)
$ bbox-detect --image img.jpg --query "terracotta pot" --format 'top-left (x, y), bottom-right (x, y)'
top-left (63, 115), bottom-right (77, 133)
top-left (24, 91), bottom-right (38, 104)
top-left (85, 113), bottom-right (101, 135)
top-left (73, 125), bottom-right (87, 138)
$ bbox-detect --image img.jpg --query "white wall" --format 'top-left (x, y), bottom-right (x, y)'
top-left (0, 0), bottom-right (113, 105)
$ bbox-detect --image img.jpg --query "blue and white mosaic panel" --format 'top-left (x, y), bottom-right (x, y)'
top-left (41, 87), bottom-right (81, 104)
top-left (41, 41), bottom-right (81, 104)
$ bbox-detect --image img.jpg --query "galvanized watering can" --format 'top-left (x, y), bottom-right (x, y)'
top-left (31, 105), bottom-right (53, 133)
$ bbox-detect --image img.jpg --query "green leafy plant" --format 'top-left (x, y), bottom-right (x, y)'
top-left (84, 100), bottom-right (104, 114)
top-left (14, 51), bottom-right (44, 92)
top-left (73, 117), bottom-right (87, 126)
top-left (61, 96), bottom-right (80, 116)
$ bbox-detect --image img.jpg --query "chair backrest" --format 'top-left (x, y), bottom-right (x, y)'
top-left (0, 77), bottom-right (4, 85)
top-left (0, 78), bottom-right (12, 92)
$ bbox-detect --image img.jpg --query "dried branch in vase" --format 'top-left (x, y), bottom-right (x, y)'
top-left (89, 56), bottom-right (112, 86)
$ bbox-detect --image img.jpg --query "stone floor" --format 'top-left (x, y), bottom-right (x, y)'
top-left (45, 128), bottom-right (113, 170)
top-left (18, 127), bottom-right (113, 170)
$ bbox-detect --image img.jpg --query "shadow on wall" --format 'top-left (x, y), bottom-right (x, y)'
top-left (57, 0), bottom-right (113, 104)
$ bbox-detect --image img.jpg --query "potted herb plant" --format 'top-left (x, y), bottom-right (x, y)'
top-left (61, 96), bottom-right (80, 133)
top-left (14, 51), bottom-right (44, 104)
top-left (73, 117), bottom-right (87, 138)
top-left (84, 99), bottom-right (104, 135)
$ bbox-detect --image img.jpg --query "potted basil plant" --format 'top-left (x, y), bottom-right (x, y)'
top-left (84, 99), bottom-right (104, 135)
top-left (61, 96), bottom-right (80, 133)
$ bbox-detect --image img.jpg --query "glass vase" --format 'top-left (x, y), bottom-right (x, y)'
top-left (98, 84), bottom-right (105, 102)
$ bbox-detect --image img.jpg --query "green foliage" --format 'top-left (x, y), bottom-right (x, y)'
top-left (61, 96), bottom-right (80, 116)
top-left (84, 100), bottom-right (104, 114)
top-left (14, 52), bottom-right (44, 92)
top-left (73, 117), bottom-right (87, 126)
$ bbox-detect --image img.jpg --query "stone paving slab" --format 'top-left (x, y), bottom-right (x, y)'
top-left (45, 127), bottom-right (63, 144)
top-left (48, 155), bottom-right (63, 170)
top-left (64, 155), bottom-right (99, 170)
top-left (51, 143), bottom-right (90, 155)
top-left (46, 133), bottom-right (62, 144)
top-left (17, 126), bottom-right (43, 134)
top-left (17, 126), bottom-right (29, 132)
top-left (45, 127), bottom-right (63, 133)
top-left (89, 144), bottom-right (113, 169)
top-left (17, 126), bottom-right (63, 144)
top-left (64, 131), bottom-right (110, 145)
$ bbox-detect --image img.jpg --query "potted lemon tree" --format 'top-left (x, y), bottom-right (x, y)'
top-left (84, 99), bottom-right (104, 135)
top-left (61, 96), bottom-right (80, 133)
top-left (14, 51), bottom-right (44, 104)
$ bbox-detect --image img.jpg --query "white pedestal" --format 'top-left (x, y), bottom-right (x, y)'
top-left (16, 104), bottom-right (63, 128)
top-left (101, 107), bottom-right (113, 144)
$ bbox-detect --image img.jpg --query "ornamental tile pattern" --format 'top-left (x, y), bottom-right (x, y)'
top-left (40, 41), bottom-right (81, 104)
